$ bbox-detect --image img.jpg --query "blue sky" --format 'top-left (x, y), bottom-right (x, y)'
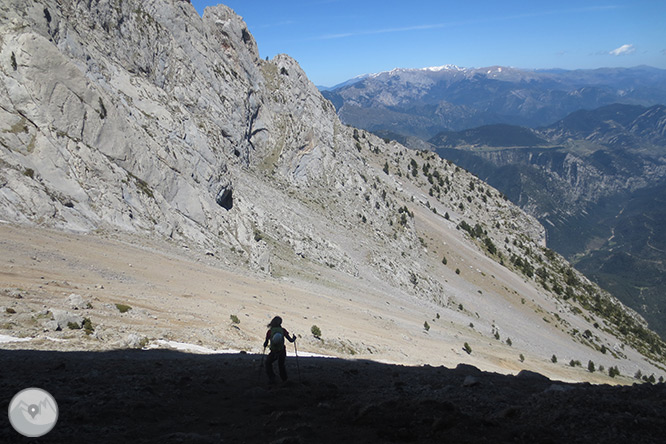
top-left (191, 1), bottom-right (666, 87)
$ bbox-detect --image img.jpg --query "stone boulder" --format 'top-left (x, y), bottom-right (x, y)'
top-left (50, 309), bottom-right (84, 330)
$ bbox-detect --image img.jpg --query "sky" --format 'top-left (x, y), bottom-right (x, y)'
top-left (190, 0), bottom-right (666, 87)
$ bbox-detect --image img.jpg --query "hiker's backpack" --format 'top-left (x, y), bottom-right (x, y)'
top-left (270, 327), bottom-right (285, 351)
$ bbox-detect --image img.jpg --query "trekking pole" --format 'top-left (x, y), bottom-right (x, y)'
top-left (294, 339), bottom-right (301, 383)
top-left (258, 346), bottom-right (266, 382)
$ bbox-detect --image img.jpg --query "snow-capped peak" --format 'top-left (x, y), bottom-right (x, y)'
top-left (420, 64), bottom-right (465, 72)
top-left (367, 64), bottom-right (467, 79)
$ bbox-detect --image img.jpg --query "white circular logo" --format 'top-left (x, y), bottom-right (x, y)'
top-left (8, 388), bottom-right (59, 437)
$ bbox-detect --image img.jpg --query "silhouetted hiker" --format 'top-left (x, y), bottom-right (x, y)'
top-left (263, 316), bottom-right (296, 383)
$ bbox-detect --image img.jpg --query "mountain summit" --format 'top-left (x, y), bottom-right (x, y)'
top-left (0, 0), bottom-right (664, 381)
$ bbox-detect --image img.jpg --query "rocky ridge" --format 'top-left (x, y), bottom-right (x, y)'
top-left (0, 0), bottom-right (665, 383)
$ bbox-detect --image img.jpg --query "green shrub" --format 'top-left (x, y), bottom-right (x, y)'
top-left (230, 314), bottom-right (240, 324)
top-left (67, 321), bottom-right (81, 330)
top-left (551, 354), bottom-right (558, 363)
top-left (484, 237), bottom-right (497, 255)
top-left (311, 325), bottom-right (322, 339)
top-left (588, 360), bottom-right (596, 373)
top-left (423, 321), bottom-right (430, 331)
top-left (463, 342), bottom-right (472, 354)
top-left (115, 303), bottom-right (132, 313)
top-left (519, 353), bottom-right (525, 362)
top-left (83, 317), bottom-right (94, 335)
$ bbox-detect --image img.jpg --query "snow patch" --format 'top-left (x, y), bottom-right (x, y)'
top-left (420, 64), bottom-right (464, 72)
top-left (0, 334), bottom-right (32, 343)
top-left (368, 64), bottom-right (466, 79)
top-left (148, 339), bottom-right (335, 358)
top-left (149, 340), bottom-right (241, 354)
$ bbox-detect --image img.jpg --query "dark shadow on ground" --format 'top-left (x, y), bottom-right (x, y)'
top-left (1, 349), bottom-right (664, 443)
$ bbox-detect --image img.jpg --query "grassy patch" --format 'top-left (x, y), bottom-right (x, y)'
top-left (127, 172), bottom-right (154, 199)
top-left (115, 303), bottom-right (132, 313)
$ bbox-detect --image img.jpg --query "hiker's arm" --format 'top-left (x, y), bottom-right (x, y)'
top-left (263, 330), bottom-right (270, 348)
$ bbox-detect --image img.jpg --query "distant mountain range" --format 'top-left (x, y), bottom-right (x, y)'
top-left (322, 65), bottom-right (666, 138)
top-left (429, 104), bottom-right (666, 338)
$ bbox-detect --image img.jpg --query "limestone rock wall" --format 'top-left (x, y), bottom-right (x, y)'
top-left (0, 0), bottom-right (550, 290)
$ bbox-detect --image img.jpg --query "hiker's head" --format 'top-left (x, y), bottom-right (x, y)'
top-left (268, 316), bottom-right (282, 328)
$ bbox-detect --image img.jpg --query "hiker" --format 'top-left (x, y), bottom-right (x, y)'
top-left (263, 316), bottom-right (296, 383)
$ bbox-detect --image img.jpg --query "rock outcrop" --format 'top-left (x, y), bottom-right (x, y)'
top-left (0, 0), bottom-right (539, 287)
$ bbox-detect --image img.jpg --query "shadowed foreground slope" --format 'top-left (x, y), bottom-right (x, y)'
top-left (1, 350), bottom-right (664, 443)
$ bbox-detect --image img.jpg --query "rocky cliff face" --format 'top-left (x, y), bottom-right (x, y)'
top-left (431, 104), bottom-right (666, 233)
top-left (0, 0), bottom-right (541, 291)
top-left (1, 0), bottom-right (664, 374)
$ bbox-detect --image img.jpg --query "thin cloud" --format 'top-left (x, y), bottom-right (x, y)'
top-left (610, 44), bottom-right (636, 56)
top-left (318, 23), bottom-right (445, 40)
top-left (315, 5), bottom-right (620, 41)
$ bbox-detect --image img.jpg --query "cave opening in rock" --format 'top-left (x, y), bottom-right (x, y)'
top-left (216, 188), bottom-right (233, 210)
